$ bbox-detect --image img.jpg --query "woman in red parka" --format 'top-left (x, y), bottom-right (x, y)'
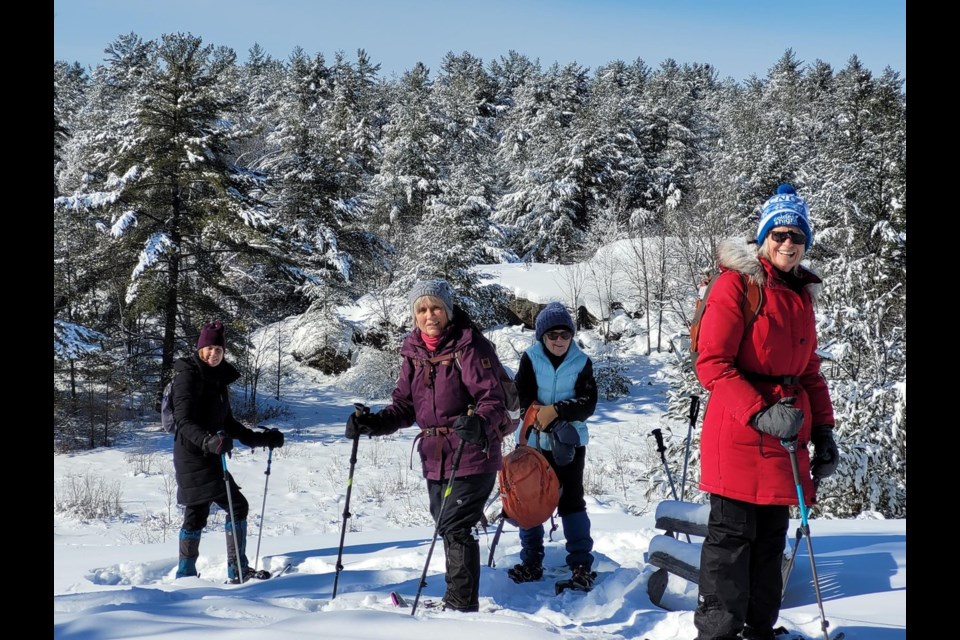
top-left (344, 279), bottom-right (509, 612)
top-left (693, 184), bottom-right (840, 640)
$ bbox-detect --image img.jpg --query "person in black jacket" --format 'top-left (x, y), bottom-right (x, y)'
top-left (172, 320), bottom-right (284, 582)
top-left (508, 302), bottom-right (599, 590)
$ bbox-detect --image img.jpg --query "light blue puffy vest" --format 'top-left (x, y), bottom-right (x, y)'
top-left (518, 341), bottom-right (589, 450)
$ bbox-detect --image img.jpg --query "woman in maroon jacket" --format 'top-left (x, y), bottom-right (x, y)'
top-left (345, 279), bottom-right (508, 612)
top-left (693, 185), bottom-right (839, 640)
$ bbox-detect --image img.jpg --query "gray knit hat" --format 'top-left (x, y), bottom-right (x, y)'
top-left (535, 302), bottom-right (575, 341)
top-left (408, 279), bottom-right (455, 320)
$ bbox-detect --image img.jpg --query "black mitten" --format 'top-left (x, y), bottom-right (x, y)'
top-left (264, 428), bottom-right (284, 449)
top-left (810, 425), bottom-right (839, 480)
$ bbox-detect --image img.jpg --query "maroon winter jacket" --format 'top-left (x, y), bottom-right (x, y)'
top-left (696, 237), bottom-right (835, 506)
top-left (380, 313), bottom-right (508, 481)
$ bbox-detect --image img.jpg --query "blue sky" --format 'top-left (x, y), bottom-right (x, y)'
top-left (54, 0), bottom-right (905, 82)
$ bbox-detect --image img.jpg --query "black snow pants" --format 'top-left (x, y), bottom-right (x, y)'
top-left (694, 494), bottom-right (789, 640)
top-left (426, 471), bottom-right (496, 612)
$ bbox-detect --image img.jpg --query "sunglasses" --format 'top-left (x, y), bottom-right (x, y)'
top-left (769, 230), bottom-right (807, 245)
top-left (545, 330), bottom-right (572, 341)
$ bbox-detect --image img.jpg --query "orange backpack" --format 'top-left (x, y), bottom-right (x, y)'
top-left (497, 406), bottom-right (561, 529)
top-left (689, 271), bottom-right (763, 366)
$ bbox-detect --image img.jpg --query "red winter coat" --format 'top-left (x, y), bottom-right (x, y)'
top-left (695, 237), bottom-right (835, 505)
top-left (380, 312), bottom-right (508, 481)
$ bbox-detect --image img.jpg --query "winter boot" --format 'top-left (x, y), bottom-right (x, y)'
top-left (569, 564), bottom-right (597, 590)
top-left (176, 528), bottom-right (202, 578)
top-left (225, 519), bottom-right (270, 583)
top-left (507, 561), bottom-right (544, 583)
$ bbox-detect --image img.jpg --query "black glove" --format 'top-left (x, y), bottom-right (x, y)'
top-left (345, 411), bottom-right (382, 439)
top-left (452, 412), bottom-right (487, 446)
top-left (202, 432), bottom-right (233, 456)
top-left (752, 397), bottom-right (804, 440)
top-left (810, 424), bottom-right (839, 480)
top-left (251, 428), bottom-right (283, 449)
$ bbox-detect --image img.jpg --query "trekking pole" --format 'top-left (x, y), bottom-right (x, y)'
top-left (411, 405), bottom-right (473, 615)
top-left (332, 403), bottom-right (365, 599)
top-left (252, 427), bottom-right (276, 573)
top-left (651, 428), bottom-right (690, 542)
top-left (219, 439), bottom-right (244, 584)
top-left (651, 428), bottom-right (680, 501)
top-left (781, 438), bottom-right (837, 640)
top-left (487, 514), bottom-right (506, 568)
top-left (679, 395), bottom-right (700, 502)
top-left (780, 525), bottom-right (804, 600)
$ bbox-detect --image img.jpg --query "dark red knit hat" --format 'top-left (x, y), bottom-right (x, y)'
top-left (197, 321), bottom-right (226, 350)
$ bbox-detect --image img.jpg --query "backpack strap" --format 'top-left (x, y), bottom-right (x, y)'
top-left (738, 272), bottom-right (763, 328)
top-left (518, 420), bottom-right (548, 452)
top-left (692, 272), bottom-right (763, 348)
top-left (413, 350), bottom-right (464, 388)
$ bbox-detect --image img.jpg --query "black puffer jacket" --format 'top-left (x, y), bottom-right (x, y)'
top-left (172, 353), bottom-right (260, 505)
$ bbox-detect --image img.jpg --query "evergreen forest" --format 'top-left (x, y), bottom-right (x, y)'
top-left (54, 34), bottom-right (906, 518)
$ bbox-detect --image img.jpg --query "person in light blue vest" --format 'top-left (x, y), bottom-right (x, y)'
top-left (508, 302), bottom-right (599, 590)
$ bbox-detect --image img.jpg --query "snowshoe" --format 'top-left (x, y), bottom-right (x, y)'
top-left (225, 567), bottom-right (271, 584)
top-left (507, 562), bottom-right (544, 583)
top-left (555, 564), bottom-right (596, 594)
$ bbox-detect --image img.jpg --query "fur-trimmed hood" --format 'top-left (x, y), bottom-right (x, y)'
top-left (717, 236), bottom-right (823, 303)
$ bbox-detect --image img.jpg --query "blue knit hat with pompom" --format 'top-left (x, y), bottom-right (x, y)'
top-left (756, 184), bottom-right (813, 251)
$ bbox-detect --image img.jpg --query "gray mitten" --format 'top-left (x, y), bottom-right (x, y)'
top-left (752, 397), bottom-right (804, 440)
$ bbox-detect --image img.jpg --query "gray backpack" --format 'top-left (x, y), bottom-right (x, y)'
top-left (160, 373), bottom-right (202, 433)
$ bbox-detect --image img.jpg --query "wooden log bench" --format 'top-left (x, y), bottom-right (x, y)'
top-left (646, 500), bottom-right (797, 610)
top-left (646, 500), bottom-right (709, 609)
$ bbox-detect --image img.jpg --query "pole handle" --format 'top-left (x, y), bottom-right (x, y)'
top-left (651, 428), bottom-right (667, 453)
top-left (689, 395), bottom-right (701, 424)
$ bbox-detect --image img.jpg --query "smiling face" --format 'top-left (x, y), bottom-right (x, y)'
top-left (762, 225), bottom-right (806, 272)
top-left (414, 295), bottom-right (450, 337)
top-left (198, 345), bottom-right (225, 367)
